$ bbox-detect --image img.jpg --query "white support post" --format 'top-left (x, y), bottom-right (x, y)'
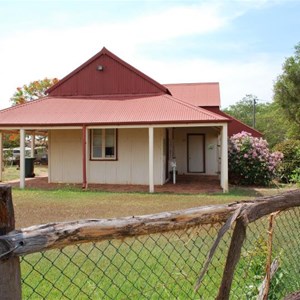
top-left (0, 131), bottom-right (3, 182)
top-left (20, 129), bottom-right (25, 189)
top-left (149, 127), bottom-right (154, 193)
top-left (30, 134), bottom-right (35, 158)
top-left (85, 127), bottom-right (89, 188)
top-left (221, 124), bottom-right (229, 193)
top-left (82, 126), bottom-right (87, 189)
top-left (47, 131), bottom-right (51, 183)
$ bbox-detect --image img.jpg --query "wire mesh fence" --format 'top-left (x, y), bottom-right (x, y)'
top-left (20, 206), bottom-right (300, 299)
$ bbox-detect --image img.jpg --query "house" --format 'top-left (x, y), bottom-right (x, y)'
top-left (0, 47), bottom-right (261, 192)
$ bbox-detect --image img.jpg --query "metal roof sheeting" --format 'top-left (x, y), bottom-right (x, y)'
top-left (0, 95), bottom-right (228, 127)
top-left (165, 83), bottom-right (220, 107)
top-left (0, 48), bottom-right (233, 129)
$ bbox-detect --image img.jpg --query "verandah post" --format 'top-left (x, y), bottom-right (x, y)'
top-left (0, 131), bottom-right (3, 182)
top-left (0, 185), bottom-right (22, 299)
top-left (20, 128), bottom-right (25, 189)
top-left (148, 127), bottom-right (154, 193)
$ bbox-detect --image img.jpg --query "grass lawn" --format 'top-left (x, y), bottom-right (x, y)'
top-left (5, 182), bottom-right (298, 299)
top-left (18, 192), bottom-right (300, 299)
top-left (2, 165), bottom-right (48, 182)
top-left (11, 185), bottom-right (291, 229)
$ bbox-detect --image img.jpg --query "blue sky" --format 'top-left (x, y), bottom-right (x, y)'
top-left (0, 0), bottom-right (299, 109)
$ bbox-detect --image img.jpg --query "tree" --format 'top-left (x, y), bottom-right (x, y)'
top-left (5, 78), bottom-right (58, 149)
top-left (10, 77), bottom-right (59, 105)
top-left (223, 94), bottom-right (258, 128)
top-left (223, 95), bottom-right (297, 148)
top-left (274, 42), bottom-right (300, 126)
top-left (254, 101), bottom-right (298, 148)
top-left (2, 133), bottom-right (19, 148)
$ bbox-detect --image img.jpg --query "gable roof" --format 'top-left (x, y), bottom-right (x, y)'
top-left (0, 94), bottom-right (228, 127)
top-left (165, 83), bottom-right (220, 107)
top-left (0, 47), bottom-right (231, 129)
top-left (47, 47), bottom-right (170, 97)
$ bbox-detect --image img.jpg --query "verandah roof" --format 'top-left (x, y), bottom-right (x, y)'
top-left (0, 94), bottom-right (228, 128)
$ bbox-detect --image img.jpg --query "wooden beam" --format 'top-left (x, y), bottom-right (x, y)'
top-left (0, 190), bottom-right (299, 258)
top-left (216, 218), bottom-right (247, 300)
top-left (1, 203), bottom-right (238, 256)
top-left (214, 190), bottom-right (300, 299)
top-left (0, 186), bottom-right (22, 300)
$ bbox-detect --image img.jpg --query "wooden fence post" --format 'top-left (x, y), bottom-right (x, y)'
top-left (0, 185), bottom-right (22, 300)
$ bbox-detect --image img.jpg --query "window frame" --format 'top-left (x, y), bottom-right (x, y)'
top-left (90, 129), bottom-right (117, 161)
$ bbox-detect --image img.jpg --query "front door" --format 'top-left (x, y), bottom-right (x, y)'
top-left (187, 134), bottom-right (205, 173)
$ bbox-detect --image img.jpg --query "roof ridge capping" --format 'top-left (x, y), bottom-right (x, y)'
top-left (46, 47), bottom-right (171, 96)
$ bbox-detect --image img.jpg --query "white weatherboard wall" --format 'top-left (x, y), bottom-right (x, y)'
top-left (174, 127), bottom-right (219, 175)
top-left (89, 128), bottom-right (164, 185)
top-left (49, 130), bottom-right (83, 183)
top-left (49, 128), bottom-right (164, 185)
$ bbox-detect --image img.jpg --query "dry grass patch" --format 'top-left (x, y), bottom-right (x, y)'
top-left (12, 186), bottom-right (291, 229)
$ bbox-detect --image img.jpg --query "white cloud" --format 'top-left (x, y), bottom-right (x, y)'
top-left (133, 53), bottom-right (283, 108)
top-left (0, 2), bottom-right (231, 108)
top-left (0, 1), bottom-right (284, 109)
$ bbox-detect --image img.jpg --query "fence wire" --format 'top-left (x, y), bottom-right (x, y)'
top-left (20, 207), bottom-right (300, 299)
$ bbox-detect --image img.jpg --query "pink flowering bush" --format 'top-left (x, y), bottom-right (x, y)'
top-left (228, 132), bottom-right (283, 186)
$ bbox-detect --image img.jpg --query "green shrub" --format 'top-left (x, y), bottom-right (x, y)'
top-left (274, 140), bottom-right (300, 183)
top-left (228, 132), bottom-right (283, 186)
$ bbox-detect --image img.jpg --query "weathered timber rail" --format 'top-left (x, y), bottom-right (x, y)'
top-left (0, 189), bottom-right (300, 258)
top-left (1, 185), bottom-right (300, 300)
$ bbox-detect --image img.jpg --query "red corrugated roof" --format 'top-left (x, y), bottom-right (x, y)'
top-left (0, 48), bottom-right (232, 128)
top-left (0, 95), bottom-right (228, 127)
top-left (165, 83), bottom-right (220, 107)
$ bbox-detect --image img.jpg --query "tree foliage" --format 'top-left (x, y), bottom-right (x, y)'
top-left (10, 77), bottom-right (59, 105)
top-left (274, 42), bottom-right (300, 126)
top-left (253, 101), bottom-right (298, 148)
top-left (2, 133), bottom-right (19, 148)
top-left (223, 95), bottom-right (297, 148)
top-left (5, 78), bottom-right (58, 149)
top-left (223, 94), bottom-right (258, 128)
top-left (274, 140), bottom-right (300, 183)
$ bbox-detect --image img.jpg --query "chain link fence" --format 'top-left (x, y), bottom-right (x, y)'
top-left (20, 206), bottom-right (300, 299)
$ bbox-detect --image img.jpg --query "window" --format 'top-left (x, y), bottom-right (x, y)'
top-left (91, 129), bottom-right (117, 160)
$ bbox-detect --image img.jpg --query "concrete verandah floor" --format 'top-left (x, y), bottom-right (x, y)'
top-left (6, 174), bottom-right (222, 194)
